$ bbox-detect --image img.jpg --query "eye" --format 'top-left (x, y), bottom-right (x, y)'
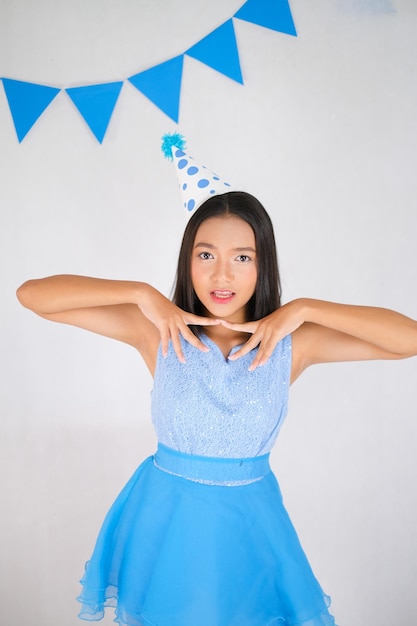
top-left (236, 254), bottom-right (251, 263)
top-left (198, 251), bottom-right (214, 260)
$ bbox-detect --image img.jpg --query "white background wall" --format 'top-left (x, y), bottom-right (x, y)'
top-left (1, 1), bottom-right (416, 625)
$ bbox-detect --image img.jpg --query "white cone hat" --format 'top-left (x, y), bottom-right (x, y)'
top-left (162, 133), bottom-right (232, 215)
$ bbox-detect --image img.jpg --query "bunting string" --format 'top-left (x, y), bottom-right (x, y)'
top-left (0, 0), bottom-right (297, 143)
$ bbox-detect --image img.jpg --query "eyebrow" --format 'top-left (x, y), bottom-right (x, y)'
top-left (194, 242), bottom-right (256, 253)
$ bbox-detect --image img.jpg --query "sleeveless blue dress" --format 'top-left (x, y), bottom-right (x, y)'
top-left (77, 334), bottom-right (336, 626)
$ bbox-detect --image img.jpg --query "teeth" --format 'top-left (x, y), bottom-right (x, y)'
top-left (213, 291), bottom-right (233, 298)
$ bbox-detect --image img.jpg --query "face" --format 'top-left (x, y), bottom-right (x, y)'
top-left (191, 215), bottom-right (257, 323)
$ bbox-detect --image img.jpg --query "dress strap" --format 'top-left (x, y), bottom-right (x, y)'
top-left (153, 443), bottom-right (271, 486)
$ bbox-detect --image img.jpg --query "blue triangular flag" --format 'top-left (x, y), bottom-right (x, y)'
top-left (186, 19), bottom-right (243, 84)
top-left (1, 78), bottom-right (60, 142)
top-left (128, 55), bottom-right (184, 123)
top-left (66, 81), bottom-right (123, 143)
top-left (234, 0), bottom-right (297, 36)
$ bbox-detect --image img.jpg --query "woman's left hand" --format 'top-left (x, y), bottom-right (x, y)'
top-left (221, 300), bottom-right (305, 370)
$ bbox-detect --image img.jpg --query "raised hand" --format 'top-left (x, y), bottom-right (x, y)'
top-left (138, 284), bottom-right (220, 363)
top-left (220, 300), bottom-right (304, 370)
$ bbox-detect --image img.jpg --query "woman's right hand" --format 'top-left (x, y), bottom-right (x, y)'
top-left (137, 283), bottom-right (219, 363)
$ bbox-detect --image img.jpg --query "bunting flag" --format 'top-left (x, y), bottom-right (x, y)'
top-left (234, 0), bottom-right (297, 36)
top-left (128, 55), bottom-right (184, 123)
top-left (0, 1), bottom-right (302, 141)
top-left (1, 78), bottom-right (60, 142)
top-left (66, 81), bottom-right (123, 143)
top-left (186, 19), bottom-right (243, 84)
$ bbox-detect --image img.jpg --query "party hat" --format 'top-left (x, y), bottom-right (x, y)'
top-left (161, 132), bottom-right (232, 215)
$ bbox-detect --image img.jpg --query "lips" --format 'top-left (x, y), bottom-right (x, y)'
top-left (210, 290), bottom-right (235, 304)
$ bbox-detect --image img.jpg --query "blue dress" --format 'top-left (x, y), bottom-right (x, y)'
top-left (77, 334), bottom-right (336, 626)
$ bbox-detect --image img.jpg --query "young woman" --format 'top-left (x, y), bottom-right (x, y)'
top-left (17, 191), bottom-right (417, 626)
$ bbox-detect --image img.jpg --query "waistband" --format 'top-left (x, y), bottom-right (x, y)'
top-left (153, 443), bottom-right (271, 486)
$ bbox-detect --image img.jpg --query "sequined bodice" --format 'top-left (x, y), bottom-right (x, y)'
top-left (151, 333), bottom-right (292, 459)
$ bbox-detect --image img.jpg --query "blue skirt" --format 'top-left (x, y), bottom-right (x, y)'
top-left (77, 445), bottom-right (336, 626)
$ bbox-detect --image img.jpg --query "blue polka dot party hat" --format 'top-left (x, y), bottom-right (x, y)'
top-left (161, 133), bottom-right (232, 215)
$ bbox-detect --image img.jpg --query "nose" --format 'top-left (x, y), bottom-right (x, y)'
top-left (211, 258), bottom-right (233, 283)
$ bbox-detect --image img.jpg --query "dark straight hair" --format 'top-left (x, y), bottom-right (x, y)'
top-left (172, 191), bottom-right (282, 328)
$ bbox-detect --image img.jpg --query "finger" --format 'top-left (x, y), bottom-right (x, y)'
top-left (185, 313), bottom-right (220, 327)
top-left (169, 328), bottom-right (186, 364)
top-left (248, 349), bottom-right (269, 371)
top-left (180, 325), bottom-right (210, 352)
top-left (219, 319), bottom-right (258, 334)
top-left (159, 327), bottom-right (171, 359)
top-left (197, 318), bottom-right (221, 327)
top-left (248, 334), bottom-right (281, 371)
top-left (228, 332), bottom-right (263, 361)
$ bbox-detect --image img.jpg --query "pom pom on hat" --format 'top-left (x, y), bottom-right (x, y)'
top-left (161, 132), bottom-right (186, 160)
top-left (161, 132), bottom-right (232, 216)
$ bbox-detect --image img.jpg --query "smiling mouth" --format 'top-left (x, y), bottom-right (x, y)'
top-left (210, 290), bottom-right (235, 303)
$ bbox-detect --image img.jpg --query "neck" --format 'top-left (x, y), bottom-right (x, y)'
top-left (201, 324), bottom-right (251, 353)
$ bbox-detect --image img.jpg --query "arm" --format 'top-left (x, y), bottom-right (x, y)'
top-left (16, 275), bottom-right (218, 373)
top-left (290, 299), bottom-right (417, 381)
top-left (16, 276), bottom-right (160, 372)
top-left (17, 274), bottom-right (149, 314)
top-left (221, 298), bottom-right (417, 376)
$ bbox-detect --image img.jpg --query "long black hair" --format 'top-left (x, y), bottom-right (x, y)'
top-left (173, 191), bottom-right (282, 325)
